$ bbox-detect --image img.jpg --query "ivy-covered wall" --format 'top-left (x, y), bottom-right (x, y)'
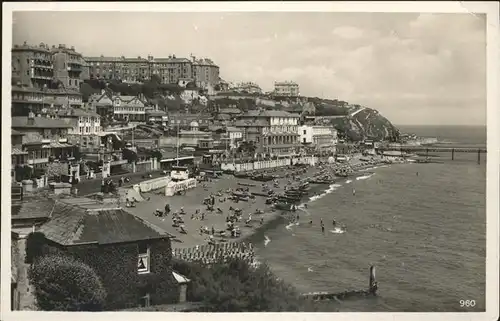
top-left (43, 238), bottom-right (179, 310)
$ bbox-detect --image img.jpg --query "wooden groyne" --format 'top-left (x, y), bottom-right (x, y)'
top-left (172, 242), bottom-right (256, 265)
top-left (301, 266), bottom-right (378, 301)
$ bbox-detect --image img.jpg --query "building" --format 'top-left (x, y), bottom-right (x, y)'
top-left (223, 127), bottom-right (243, 149)
top-left (12, 42), bottom-right (86, 90)
top-left (233, 82), bottom-right (262, 94)
top-left (51, 44), bottom-right (85, 90)
top-left (152, 56), bottom-right (193, 84)
top-left (57, 109), bottom-right (101, 136)
top-left (25, 197), bottom-right (181, 310)
top-left (191, 56), bottom-right (220, 89)
top-left (235, 110), bottom-right (300, 157)
top-left (298, 125), bottom-right (338, 154)
top-left (12, 42), bottom-right (54, 89)
top-left (57, 109), bottom-right (102, 150)
top-left (274, 81), bottom-right (300, 97)
top-left (11, 85), bottom-right (83, 117)
top-left (112, 95), bottom-right (147, 122)
top-left (83, 54), bottom-right (220, 88)
top-left (11, 114), bottom-right (77, 169)
top-left (88, 91), bottom-right (114, 120)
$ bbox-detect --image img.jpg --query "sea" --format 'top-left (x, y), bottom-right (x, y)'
top-left (254, 125), bottom-right (487, 312)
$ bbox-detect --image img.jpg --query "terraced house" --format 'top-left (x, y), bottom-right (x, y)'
top-left (11, 113), bottom-right (77, 170)
top-left (83, 54), bottom-right (220, 88)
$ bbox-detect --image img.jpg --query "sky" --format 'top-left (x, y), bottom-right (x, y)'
top-left (12, 11), bottom-right (487, 126)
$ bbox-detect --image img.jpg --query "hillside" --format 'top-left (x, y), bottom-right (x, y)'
top-left (328, 108), bottom-right (400, 142)
top-left (79, 82), bottom-right (400, 141)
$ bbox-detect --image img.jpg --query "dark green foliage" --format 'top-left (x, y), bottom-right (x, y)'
top-left (122, 148), bottom-right (138, 163)
top-left (41, 239), bottom-right (178, 310)
top-left (149, 150), bottom-right (163, 162)
top-left (14, 165), bottom-right (33, 182)
top-left (172, 258), bottom-right (333, 312)
top-left (28, 254), bottom-right (107, 311)
top-left (25, 232), bottom-right (47, 264)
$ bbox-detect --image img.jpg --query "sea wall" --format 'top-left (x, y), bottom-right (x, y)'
top-left (220, 156), bottom-right (318, 173)
top-left (136, 176), bottom-right (171, 193)
top-left (165, 178), bottom-right (197, 196)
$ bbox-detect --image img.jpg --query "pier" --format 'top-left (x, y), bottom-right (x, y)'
top-left (376, 146), bottom-right (487, 164)
top-left (301, 266), bottom-right (378, 301)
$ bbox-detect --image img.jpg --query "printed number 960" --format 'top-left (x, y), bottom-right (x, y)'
top-left (459, 300), bottom-right (476, 308)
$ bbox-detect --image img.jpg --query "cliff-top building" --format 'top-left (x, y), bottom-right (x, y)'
top-left (274, 81), bottom-right (300, 97)
top-left (233, 82), bottom-right (262, 94)
top-left (83, 54), bottom-right (220, 89)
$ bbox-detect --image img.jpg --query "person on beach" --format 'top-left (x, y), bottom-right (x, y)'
top-left (352, 188), bottom-right (356, 196)
top-left (332, 219), bottom-right (337, 227)
top-left (260, 218), bottom-right (264, 225)
top-left (321, 223), bottom-right (325, 233)
top-left (309, 219), bottom-right (313, 225)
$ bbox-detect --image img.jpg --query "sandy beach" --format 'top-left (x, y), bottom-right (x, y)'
top-left (125, 155), bottom-right (401, 249)
top-left (126, 165), bottom-right (321, 249)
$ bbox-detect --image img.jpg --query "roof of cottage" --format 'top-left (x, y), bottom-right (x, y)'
top-left (38, 199), bottom-right (172, 246)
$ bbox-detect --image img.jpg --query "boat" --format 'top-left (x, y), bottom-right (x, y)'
top-left (234, 172), bottom-right (250, 178)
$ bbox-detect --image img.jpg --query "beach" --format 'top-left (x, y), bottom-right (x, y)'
top-left (126, 164), bottom-right (322, 249)
top-left (125, 154), bottom-right (395, 250)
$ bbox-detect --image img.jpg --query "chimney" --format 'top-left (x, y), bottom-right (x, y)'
top-left (28, 111), bottom-right (35, 125)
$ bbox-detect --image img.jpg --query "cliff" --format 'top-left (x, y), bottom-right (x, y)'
top-left (327, 108), bottom-right (400, 142)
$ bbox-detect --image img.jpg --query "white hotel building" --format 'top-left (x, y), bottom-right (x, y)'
top-left (299, 125), bottom-right (338, 154)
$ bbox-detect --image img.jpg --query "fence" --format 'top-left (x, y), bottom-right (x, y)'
top-left (172, 242), bottom-right (256, 265)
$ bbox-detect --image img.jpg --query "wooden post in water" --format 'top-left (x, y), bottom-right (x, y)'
top-left (368, 265), bottom-right (378, 295)
top-left (477, 149), bottom-right (481, 164)
top-left (451, 148), bottom-right (455, 161)
top-left (426, 148), bottom-right (429, 157)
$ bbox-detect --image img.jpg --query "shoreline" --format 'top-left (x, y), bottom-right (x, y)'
top-left (124, 155), bottom-right (408, 252)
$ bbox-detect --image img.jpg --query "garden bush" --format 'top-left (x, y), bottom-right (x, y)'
top-left (171, 258), bottom-right (330, 312)
top-left (28, 254), bottom-right (107, 311)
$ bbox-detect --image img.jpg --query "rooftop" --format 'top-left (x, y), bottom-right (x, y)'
top-left (240, 110), bottom-right (299, 118)
top-left (234, 119), bottom-right (268, 127)
top-left (57, 109), bottom-right (100, 118)
top-left (218, 108), bottom-right (242, 114)
top-left (12, 116), bottom-right (73, 129)
top-left (12, 85), bottom-right (81, 96)
top-left (11, 129), bottom-right (25, 136)
top-left (38, 198), bottom-right (172, 246)
top-left (11, 197), bottom-right (56, 221)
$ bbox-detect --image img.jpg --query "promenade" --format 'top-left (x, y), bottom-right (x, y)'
top-left (77, 170), bottom-right (164, 196)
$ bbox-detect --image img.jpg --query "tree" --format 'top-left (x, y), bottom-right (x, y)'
top-left (28, 254), bottom-right (106, 311)
top-left (150, 74), bottom-right (162, 84)
top-left (79, 83), bottom-right (96, 102)
top-left (25, 232), bottom-right (47, 264)
top-left (122, 148), bottom-right (138, 163)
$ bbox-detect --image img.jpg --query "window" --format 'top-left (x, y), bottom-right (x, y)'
top-left (303, 130), bottom-right (306, 135)
top-left (138, 243), bottom-right (150, 274)
top-left (303, 138), bottom-right (307, 143)
top-left (139, 293), bottom-right (151, 308)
